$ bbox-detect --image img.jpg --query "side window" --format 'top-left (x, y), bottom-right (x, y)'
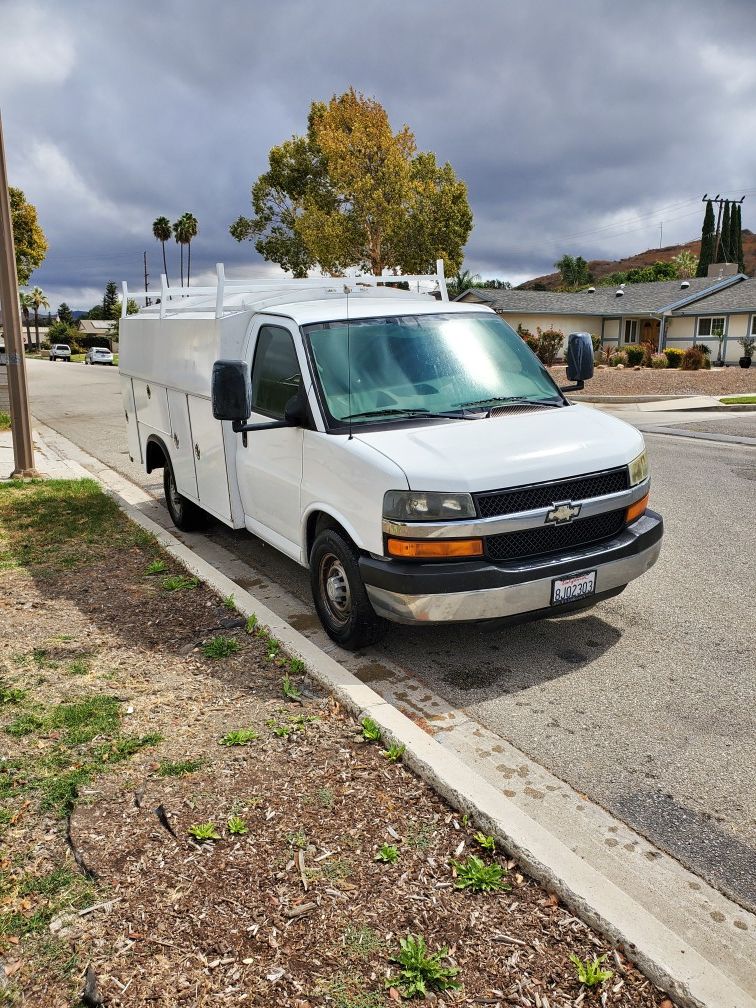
top-left (250, 325), bottom-right (302, 420)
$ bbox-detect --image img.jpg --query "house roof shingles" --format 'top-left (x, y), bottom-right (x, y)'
top-left (671, 276), bottom-right (756, 315)
top-left (458, 276), bottom-right (745, 317)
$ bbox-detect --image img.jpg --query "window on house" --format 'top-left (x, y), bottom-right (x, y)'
top-left (750, 315), bottom-right (756, 336)
top-left (623, 319), bottom-right (638, 344)
top-left (696, 317), bottom-right (725, 338)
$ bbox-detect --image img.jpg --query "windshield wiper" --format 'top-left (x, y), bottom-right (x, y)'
top-left (457, 395), bottom-right (563, 411)
top-left (342, 407), bottom-right (472, 421)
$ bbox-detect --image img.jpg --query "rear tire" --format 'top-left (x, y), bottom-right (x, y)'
top-left (163, 458), bottom-right (208, 531)
top-left (309, 529), bottom-right (387, 650)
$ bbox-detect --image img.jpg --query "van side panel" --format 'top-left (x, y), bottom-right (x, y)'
top-left (133, 378), bottom-right (171, 436)
top-left (167, 389), bottom-right (199, 500)
top-left (187, 395), bottom-right (231, 521)
top-left (120, 376), bottom-right (142, 465)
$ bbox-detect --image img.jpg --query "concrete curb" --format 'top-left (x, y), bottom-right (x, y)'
top-left (573, 395), bottom-right (756, 411)
top-left (637, 425), bottom-right (756, 447)
top-left (113, 504), bottom-right (752, 1008)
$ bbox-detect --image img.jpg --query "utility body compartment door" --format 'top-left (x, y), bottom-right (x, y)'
top-left (120, 376), bottom-right (142, 464)
top-left (187, 395), bottom-right (232, 521)
top-left (167, 389), bottom-right (198, 500)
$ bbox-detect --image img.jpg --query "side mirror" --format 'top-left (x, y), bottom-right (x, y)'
top-left (283, 384), bottom-right (309, 427)
top-left (561, 332), bottom-right (594, 391)
top-left (212, 360), bottom-right (251, 421)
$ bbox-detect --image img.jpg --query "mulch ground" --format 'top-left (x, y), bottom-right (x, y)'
top-left (550, 364), bottom-right (756, 397)
top-left (0, 480), bottom-right (669, 1008)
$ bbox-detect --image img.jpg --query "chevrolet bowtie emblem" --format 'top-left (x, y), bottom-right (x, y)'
top-left (545, 501), bottom-right (582, 524)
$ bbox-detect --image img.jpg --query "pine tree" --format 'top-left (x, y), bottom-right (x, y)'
top-left (734, 204), bottom-right (745, 273)
top-left (102, 281), bottom-right (119, 319)
top-left (696, 199), bottom-right (716, 277)
top-left (57, 302), bottom-right (74, 325)
top-left (719, 201), bottom-right (731, 263)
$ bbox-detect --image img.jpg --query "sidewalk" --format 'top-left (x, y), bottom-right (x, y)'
top-left (1, 428), bottom-right (90, 481)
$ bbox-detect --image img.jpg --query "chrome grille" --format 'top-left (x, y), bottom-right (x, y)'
top-left (476, 467), bottom-right (629, 519)
top-left (485, 509), bottom-right (626, 561)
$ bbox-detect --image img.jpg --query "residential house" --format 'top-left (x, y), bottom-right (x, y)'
top-left (456, 273), bottom-right (750, 363)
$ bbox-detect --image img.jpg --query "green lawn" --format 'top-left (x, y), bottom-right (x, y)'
top-left (720, 395), bottom-right (756, 405)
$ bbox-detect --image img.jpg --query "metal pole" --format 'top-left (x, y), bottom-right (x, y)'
top-left (0, 109), bottom-right (40, 477)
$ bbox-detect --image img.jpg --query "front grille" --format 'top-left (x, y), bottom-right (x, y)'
top-left (485, 509), bottom-right (626, 561)
top-left (476, 467), bottom-right (629, 518)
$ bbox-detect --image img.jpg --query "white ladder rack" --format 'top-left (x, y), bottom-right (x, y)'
top-left (122, 260), bottom-right (448, 319)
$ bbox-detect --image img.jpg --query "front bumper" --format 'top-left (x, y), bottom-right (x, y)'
top-left (360, 510), bottom-right (663, 625)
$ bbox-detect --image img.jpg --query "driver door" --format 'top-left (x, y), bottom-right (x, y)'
top-left (236, 321), bottom-right (304, 559)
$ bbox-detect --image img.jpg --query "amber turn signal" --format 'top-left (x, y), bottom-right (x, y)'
top-left (625, 493), bottom-right (649, 524)
top-left (387, 537), bottom-right (484, 559)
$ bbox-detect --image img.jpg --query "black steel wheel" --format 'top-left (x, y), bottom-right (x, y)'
top-left (309, 529), bottom-right (386, 650)
top-left (163, 458), bottom-right (208, 531)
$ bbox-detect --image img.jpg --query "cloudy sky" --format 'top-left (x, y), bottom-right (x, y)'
top-left (2, 0), bottom-right (756, 309)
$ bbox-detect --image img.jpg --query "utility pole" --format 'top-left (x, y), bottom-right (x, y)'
top-left (0, 109), bottom-right (40, 478)
top-left (659, 222), bottom-right (663, 248)
top-left (143, 251), bottom-right (150, 306)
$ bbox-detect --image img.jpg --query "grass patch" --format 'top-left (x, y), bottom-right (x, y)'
top-left (0, 411), bottom-right (11, 431)
top-left (343, 925), bottom-right (385, 959)
top-left (145, 558), bottom-right (166, 575)
top-left (218, 729), bottom-right (258, 746)
top-left (720, 395), bottom-right (756, 404)
top-left (202, 635), bottom-right (240, 659)
top-left (157, 758), bottom-right (204, 777)
top-left (161, 574), bottom-right (198, 592)
top-left (0, 685), bottom-right (27, 705)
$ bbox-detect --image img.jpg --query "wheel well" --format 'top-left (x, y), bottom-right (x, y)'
top-left (306, 511), bottom-right (350, 561)
top-left (145, 437), bottom-right (168, 474)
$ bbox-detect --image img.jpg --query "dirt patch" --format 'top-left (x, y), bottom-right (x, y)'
top-left (551, 365), bottom-right (756, 398)
top-left (0, 479), bottom-right (666, 1007)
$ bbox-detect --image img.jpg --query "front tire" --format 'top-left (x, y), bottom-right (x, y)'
top-left (309, 529), bottom-right (387, 650)
top-left (163, 458), bottom-right (208, 531)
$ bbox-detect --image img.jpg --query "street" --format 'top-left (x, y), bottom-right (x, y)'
top-left (26, 358), bottom-right (756, 911)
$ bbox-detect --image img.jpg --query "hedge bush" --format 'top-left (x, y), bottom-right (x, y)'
top-left (650, 353), bottom-right (668, 369)
top-left (626, 346), bottom-right (645, 366)
top-left (664, 347), bottom-right (684, 368)
top-left (681, 347), bottom-right (705, 370)
top-left (609, 351), bottom-right (628, 367)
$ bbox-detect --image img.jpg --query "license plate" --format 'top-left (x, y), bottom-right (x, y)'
top-left (551, 570), bottom-right (596, 606)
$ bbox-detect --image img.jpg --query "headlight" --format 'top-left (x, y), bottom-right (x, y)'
top-left (383, 490), bottom-right (476, 521)
top-left (628, 450), bottom-right (649, 487)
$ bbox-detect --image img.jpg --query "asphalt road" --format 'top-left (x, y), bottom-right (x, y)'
top-left (26, 359), bottom-right (756, 909)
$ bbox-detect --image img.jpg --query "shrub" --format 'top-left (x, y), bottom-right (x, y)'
top-left (696, 343), bottom-right (711, 356)
top-left (681, 346), bottom-right (704, 370)
top-left (609, 351), bottom-right (628, 367)
top-left (664, 347), bottom-right (684, 368)
top-left (650, 353), bottom-right (668, 369)
top-left (625, 346), bottom-right (645, 366)
top-left (590, 334), bottom-right (603, 352)
top-left (639, 340), bottom-right (655, 366)
top-left (535, 327), bottom-right (564, 366)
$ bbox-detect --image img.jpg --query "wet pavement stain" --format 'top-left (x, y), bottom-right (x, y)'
top-left (524, 787), bottom-right (544, 800)
top-left (441, 666), bottom-right (504, 691)
top-left (355, 660), bottom-right (397, 685)
top-left (287, 612), bottom-right (321, 633)
top-left (235, 576), bottom-right (266, 590)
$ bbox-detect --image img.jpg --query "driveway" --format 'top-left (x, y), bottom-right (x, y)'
top-left (25, 358), bottom-right (756, 910)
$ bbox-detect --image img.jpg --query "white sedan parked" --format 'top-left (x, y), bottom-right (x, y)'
top-left (85, 346), bottom-right (114, 366)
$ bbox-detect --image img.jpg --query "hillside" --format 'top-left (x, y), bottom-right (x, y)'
top-left (519, 230), bottom-right (756, 289)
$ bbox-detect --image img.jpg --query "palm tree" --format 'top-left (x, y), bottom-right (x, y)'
top-left (183, 213), bottom-right (198, 285)
top-left (18, 291), bottom-right (33, 348)
top-left (448, 267), bottom-right (480, 299)
top-left (173, 215), bottom-right (191, 286)
top-left (152, 216), bottom-right (172, 287)
top-left (29, 286), bottom-right (49, 350)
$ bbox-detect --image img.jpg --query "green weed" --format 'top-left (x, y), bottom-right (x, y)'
top-left (473, 831), bottom-right (496, 853)
top-left (360, 717), bottom-right (381, 742)
top-left (66, 659), bottom-right (89, 676)
top-left (0, 412), bottom-right (11, 432)
top-left (316, 787), bottom-right (334, 808)
top-left (0, 685), bottom-right (26, 705)
top-left (387, 934), bottom-right (460, 999)
top-left (380, 743), bottom-right (405, 762)
top-left (222, 593), bottom-right (236, 611)
top-left (287, 829), bottom-right (308, 850)
top-left (245, 614), bottom-right (258, 634)
top-left (374, 843), bottom-right (399, 864)
top-left (218, 729), bottom-right (258, 746)
top-left (343, 925), bottom-right (384, 958)
top-left (157, 759), bottom-right (204, 777)
top-left (451, 854), bottom-right (509, 893)
top-left (188, 822), bottom-right (221, 842)
top-left (202, 635), bottom-right (240, 659)
top-left (405, 820), bottom-right (435, 850)
top-left (227, 815), bottom-right (249, 836)
top-left (145, 559), bottom-right (166, 574)
top-left (281, 674), bottom-right (302, 702)
top-left (569, 952), bottom-right (613, 987)
top-left (162, 575), bottom-right (199, 592)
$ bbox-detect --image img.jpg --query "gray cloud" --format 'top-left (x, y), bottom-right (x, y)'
top-left (2, 0), bottom-right (755, 308)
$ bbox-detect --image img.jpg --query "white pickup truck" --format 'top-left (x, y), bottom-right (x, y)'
top-left (119, 264), bottom-right (662, 650)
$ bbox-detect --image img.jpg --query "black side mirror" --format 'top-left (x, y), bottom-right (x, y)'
top-left (561, 332), bottom-right (594, 392)
top-left (212, 360), bottom-right (251, 421)
top-left (283, 383), bottom-right (309, 427)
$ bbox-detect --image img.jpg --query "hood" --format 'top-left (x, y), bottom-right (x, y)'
top-left (355, 403), bottom-right (644, 493)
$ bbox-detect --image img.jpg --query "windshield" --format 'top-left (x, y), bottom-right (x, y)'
top-left (304, 312), bottom-right (562, 425)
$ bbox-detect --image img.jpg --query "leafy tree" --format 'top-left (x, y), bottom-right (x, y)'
top-left (598, 260), bottom-right (678, 286)
top-left (29, 286), bottom-right (49, 350)
top-left (554, 254), bottom-right (592, 290)
top-left (670, 250), bottom-right (697, 279)
top-left (86, 304), bottom-right (105, 320)
top-left (18, 291), bottom-right (33, 347)
top-left (9, 187), bottom-right (47, 285)
top-left (696, 199), bottom-right (716, 277)
top-left (152, 216), bottom-right (172, 286)
top-left (480, 279), bottom-right (512, 289)
top-left (719, 200), bottom-right (731, 263)
top-left (447, 267), bottom-right (480, 298)
top-left (109, 298), bottom-right (139, 338)
top-left (57, 302), bottom-right (74, 326)
top-left (47, 319), bottom-right (78, 347)
top-left (230, 88), bottom-right (472, 277)
top-left (102, 281), bottom-right (119, 320)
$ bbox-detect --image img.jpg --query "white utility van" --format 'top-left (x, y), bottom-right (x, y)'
top-left (119, 264), bottom-right (662, 650)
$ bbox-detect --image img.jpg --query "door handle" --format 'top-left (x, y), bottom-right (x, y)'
top-left (194, 443), bottom-right (200, 460)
